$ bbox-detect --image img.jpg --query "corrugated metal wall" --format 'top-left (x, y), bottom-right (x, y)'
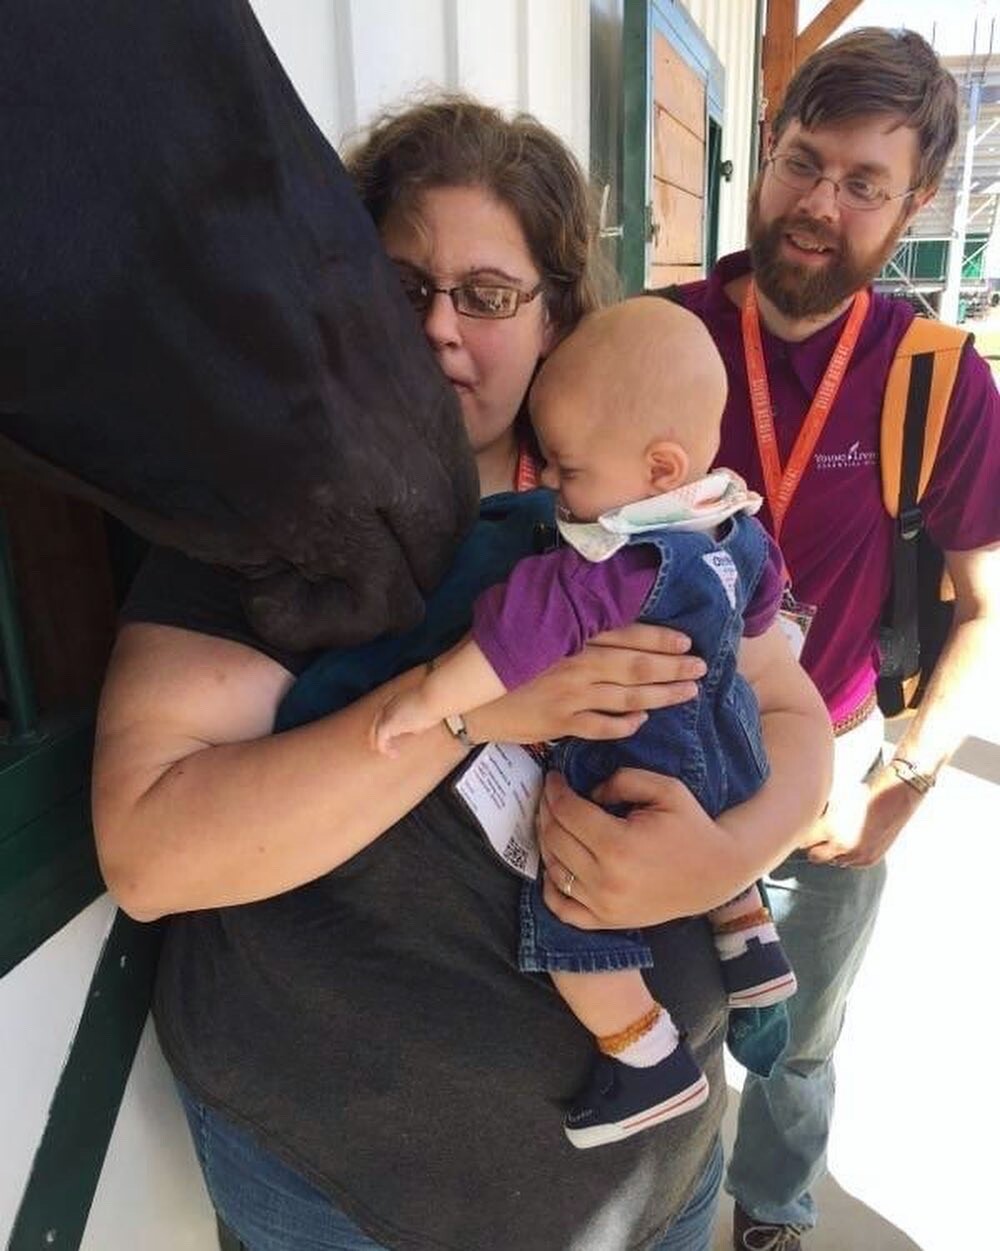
top-left (251, 0), bottom-right (591, 163)
top-left (250, 0), bottom-right (757, 255)
top-left (679, 0), bottom-right (760, 255)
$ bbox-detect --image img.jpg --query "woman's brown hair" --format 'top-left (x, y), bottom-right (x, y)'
top-left (343, 94), bottom-right (612, 337)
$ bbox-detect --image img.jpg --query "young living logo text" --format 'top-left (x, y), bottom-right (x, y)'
top-left (814, 441), bottom-right (877, 470)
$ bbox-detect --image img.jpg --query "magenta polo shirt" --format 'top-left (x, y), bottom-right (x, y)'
top-left (676, 251), bottom-right (1000, 722)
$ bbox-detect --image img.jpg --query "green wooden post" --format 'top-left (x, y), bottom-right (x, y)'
top-left (621, 0), bottom-right (650, 295)
top-left (0, 510), bottom-right (40, 744)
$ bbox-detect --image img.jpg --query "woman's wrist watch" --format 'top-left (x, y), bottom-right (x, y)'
top-left (888, 756), bottom-right (937, 795)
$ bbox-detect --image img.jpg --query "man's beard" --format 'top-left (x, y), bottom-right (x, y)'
top-left (747, 183), bottom-right (906, 320)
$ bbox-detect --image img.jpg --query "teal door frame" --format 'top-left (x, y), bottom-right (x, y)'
top-left (614, 0), bottom-right (726, 294)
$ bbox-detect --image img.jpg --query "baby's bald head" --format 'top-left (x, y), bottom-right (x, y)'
top-left (531, 297), bottom-right (727, 483)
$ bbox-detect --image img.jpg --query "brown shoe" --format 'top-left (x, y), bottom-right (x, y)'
top-left (733, 1203), bottom-right (806, 1250)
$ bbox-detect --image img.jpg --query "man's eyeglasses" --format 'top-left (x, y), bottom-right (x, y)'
top-left (397, 271), bottom-right (544, 320)
top-left (765, 153), bottom-right (916, 212)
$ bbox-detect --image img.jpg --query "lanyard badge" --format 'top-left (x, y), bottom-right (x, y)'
top-left (742, 282), bottom-right (869, 658)
top-left (741, 281), bottom-right (869, 542)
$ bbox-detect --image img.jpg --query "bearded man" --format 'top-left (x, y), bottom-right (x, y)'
top-left (670, 27), bottom-right (1000, 1251)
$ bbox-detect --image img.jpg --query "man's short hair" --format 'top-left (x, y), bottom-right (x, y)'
top-left (772, 27), bottom-right (959, 193)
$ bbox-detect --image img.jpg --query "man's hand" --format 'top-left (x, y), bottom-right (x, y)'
top-left (802, 763), bottom-right (923, 868)
top-left (536, 769), bottom-right (740, 929)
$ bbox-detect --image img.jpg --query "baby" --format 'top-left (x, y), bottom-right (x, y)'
top-left (374, 298), bottom-right (797, 1148)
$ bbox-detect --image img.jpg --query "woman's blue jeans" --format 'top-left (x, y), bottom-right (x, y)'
top-left (178, 1085), bottom-right (723, 1251)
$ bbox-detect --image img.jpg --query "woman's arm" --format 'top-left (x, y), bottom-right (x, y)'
top-left (537, 623), bottom-right (833, 926)
top-left (93, 624), bottom-right (470, 921)
top-left (94, 621), bottom-right (706, 921)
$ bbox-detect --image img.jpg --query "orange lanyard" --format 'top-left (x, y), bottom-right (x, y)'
top-left (513, 440), bottom-right (541, 492)
top-left (741, 281), bottom-right (869, 540)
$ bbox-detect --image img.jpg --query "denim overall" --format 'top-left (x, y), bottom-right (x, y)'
top-left (519, 513), bottom-right (771, 975)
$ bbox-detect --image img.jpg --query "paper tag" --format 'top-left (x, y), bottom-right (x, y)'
top-left (777, 589), bottom-right (816, 662)
top-left (702, 549), bottom-right (739, 609)
top-left (452, 742), bottom-right (543, 879)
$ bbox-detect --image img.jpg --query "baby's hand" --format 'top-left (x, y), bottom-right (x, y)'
top-left (370, 691), bottom-right (436, 756)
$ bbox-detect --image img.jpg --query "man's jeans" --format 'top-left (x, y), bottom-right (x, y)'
top-left (726, 709), bottom-right (887, 1229)
top-left (178, 1084), bottom-right (724, 1251)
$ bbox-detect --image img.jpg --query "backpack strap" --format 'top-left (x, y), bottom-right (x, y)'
top-left (880, 318), bottom-right (970, 518)
top-left (877, 317), bottom-right (971, 712)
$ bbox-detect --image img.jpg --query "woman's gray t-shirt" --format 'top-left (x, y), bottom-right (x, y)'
top-left (128, 547), bottom-right (728, 1251)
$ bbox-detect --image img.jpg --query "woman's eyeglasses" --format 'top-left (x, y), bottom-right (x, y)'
top-left (397, 272), bottom-right (544, 320)
top-left (765, 153), bottom-right (915, 212)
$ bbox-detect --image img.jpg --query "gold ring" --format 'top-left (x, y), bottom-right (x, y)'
top-left (561, 868), bottom-right (575, 898)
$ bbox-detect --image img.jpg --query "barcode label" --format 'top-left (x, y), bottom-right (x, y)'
top-left (502, 836), bottom-right (529, 874)
top-left (452, 742), bottom-right (542, 880)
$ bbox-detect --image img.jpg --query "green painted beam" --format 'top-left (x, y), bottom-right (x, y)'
top-left (0, 812), bottom-right (104, 978)
top-left (0, 712), bottom-right (103, 977)
top-left (621, 0), bottom-right (650, 296)
top-left (0, 510), bottom-right (39, 743)
top-left (8, 910), bottom-right (163, 1251)
top-left (0, 712), bottom-right (94, 843)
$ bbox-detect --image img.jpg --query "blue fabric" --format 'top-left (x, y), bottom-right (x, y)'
top-left (553, 518), bottom-right (771, 813)
top-left (177, 1081), bottom-right (723, 1251)
top-left (657, 1136), bottom-right (725, 1251)
top-left (519, 517), bottom-right (771, 975)
top-left (276, 488), bottom-right (554, 732)
top-left (518, 873), bottom-right (654, 973)
top-left (726, 850), bottom-right (887, 1228)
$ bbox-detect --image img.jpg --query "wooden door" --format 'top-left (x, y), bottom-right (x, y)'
top-left (618, 0), bottom-right (724, 295)
top-left (649, 28), bottom-right (707, 288)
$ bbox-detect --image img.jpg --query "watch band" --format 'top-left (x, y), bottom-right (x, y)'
top-left (444, 711), bottom-right (474, 750)
top-left (889, 757), bottom-right (936, 795)
top-left (425, 658), bottom-right (474, 750)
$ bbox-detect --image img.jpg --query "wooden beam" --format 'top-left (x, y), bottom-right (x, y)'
top-left (796, 0), bottom-right (865, 63)
top-left (762, 0), bottom-right (798, 125)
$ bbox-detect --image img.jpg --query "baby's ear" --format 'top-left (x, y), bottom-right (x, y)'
top-left (647, 440), bottom-right (689, 493)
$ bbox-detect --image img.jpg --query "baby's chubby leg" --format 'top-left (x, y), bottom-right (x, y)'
top-left (552, 968), bottom-right (667, 1052)
top-left (708, 883), bottom-right (769, 931)
top-left (553, 968), bottom-right (709, 1149)
top-left (708, 885), bottom-right (797, 1008)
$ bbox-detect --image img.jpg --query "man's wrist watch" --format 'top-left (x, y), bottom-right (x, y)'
top-left (888, 756), bottom-right (937, 795)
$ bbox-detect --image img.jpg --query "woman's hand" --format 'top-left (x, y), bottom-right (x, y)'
top-left (534, 623), bottom-right (834, 932)
top-left (468, 623), bottom-right (705, 746)
top-left (536, 769), bottom-right (743, 929)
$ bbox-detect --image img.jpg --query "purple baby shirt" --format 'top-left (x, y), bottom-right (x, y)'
top-left (473, 533), bottom-right (784, 692)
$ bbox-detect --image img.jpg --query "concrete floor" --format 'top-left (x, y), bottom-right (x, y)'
top-left (712, 697), bottom-right (1000, 1250)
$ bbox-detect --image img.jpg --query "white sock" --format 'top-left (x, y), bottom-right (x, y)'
top-left (714, 920), bottom-right (780, 961)
top-left (609, 1009), bottom-right (681, 1068)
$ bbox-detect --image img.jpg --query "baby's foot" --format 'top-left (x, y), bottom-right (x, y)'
top-left (563, 1044), bottom-right (709, 1149)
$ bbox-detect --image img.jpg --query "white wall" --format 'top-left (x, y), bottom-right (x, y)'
top-left (248, 0), bottom-right (756, 251)
top-left (1, 896), bottom-right (216, 1250)
top-left (1, 899), bottom-right (116, 1248)
top-left (250, 0), bottom-right (591, 161)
